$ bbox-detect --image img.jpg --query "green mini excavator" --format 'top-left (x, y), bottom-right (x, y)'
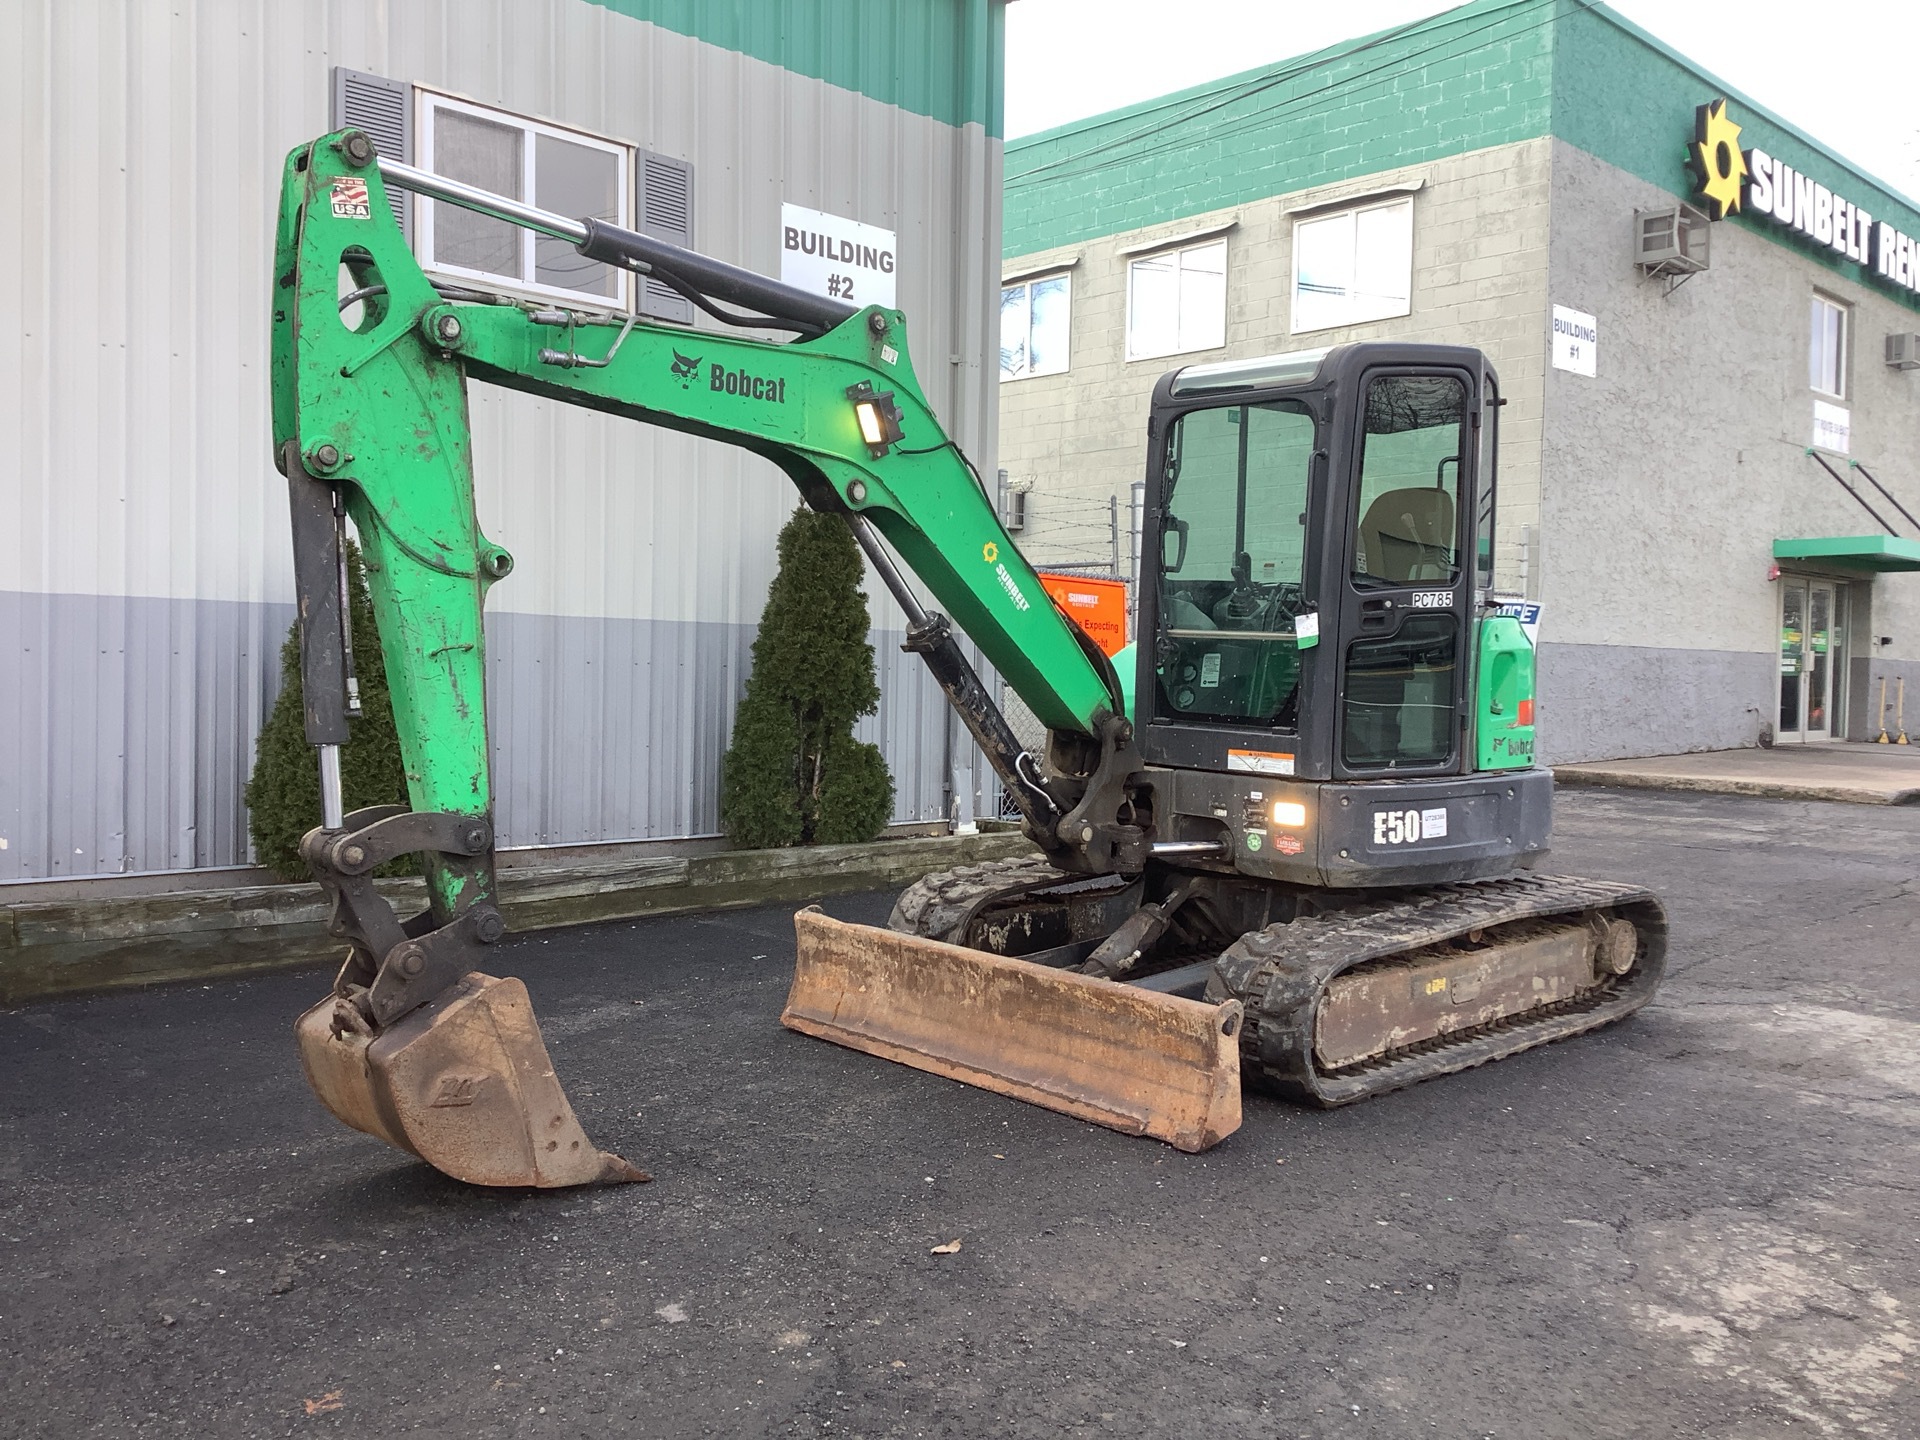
top-left (272, 129), bottom-right (1666, 1186)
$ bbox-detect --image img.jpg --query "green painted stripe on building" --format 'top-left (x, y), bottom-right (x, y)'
top-left (579, 0), bottom-right (1005, 135)
top-left (1003, 0), bottom-right (1554, 257)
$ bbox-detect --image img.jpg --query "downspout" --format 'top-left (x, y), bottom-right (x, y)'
top-left (942, 0), bottom-right (997, 832)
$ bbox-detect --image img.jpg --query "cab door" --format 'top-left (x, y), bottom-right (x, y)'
top-left (1334, 368), bottom-right (1477, 777)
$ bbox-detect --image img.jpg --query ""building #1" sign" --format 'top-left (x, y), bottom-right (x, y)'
top-left (1689, 98), bottom-right (1920, 299)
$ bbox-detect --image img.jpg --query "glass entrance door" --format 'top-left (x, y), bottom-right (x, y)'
top-left (1778, 579), bottom-right (1846, 741)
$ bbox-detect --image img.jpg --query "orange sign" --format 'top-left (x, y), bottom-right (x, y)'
top-left (1038, 572), bottom-right (1129, 657)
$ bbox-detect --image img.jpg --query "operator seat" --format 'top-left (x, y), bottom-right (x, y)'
top-left (1358, 488), bottom-right (1455, 583)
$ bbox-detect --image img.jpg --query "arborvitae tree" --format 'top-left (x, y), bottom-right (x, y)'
top-left (245, 542), bottom-right (411, 880)
top-left (721, 507), bottom-right (894, 848)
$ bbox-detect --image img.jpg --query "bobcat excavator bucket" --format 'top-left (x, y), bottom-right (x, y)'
top-left (782, 910), bottom-right (1243, 1152)
top-left (295, 973), bottom-right (648, 1188)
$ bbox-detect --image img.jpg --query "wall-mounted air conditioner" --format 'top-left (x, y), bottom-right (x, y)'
top-left (1634, 205), bottom-right (1710, 288)
top-left (1886, 333), bottom-right (1920, 370)
top-left (1004, 488), bottom-right (1028, 532)
top-left (995, 468), bottom-right (1026, 532)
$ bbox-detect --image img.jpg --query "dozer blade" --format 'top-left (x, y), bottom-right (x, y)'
top-left (296, 972), bottom-right (648, 1187)
top-left (782, 909), bottom-right (1242, 1152)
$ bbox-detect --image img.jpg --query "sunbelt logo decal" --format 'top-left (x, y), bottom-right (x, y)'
top-left (981, 542), bottom-right (1030, 612)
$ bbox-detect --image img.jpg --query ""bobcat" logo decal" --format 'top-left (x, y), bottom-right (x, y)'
top-left (670, 351), bottom-right (701, 388)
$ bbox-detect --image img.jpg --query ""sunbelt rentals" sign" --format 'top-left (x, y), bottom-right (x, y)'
top-left (1689, 98), bottom-right (1920, 299)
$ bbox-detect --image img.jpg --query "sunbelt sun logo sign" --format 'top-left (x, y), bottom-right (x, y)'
top-left (1689, 98), bottom-right (1920, 299)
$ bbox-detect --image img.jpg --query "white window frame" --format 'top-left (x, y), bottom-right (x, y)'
top-left (1810, 293), bottom-right (1848, 399)
top-left (1290, 196), bottom-right (1414, 335)
top-left (1000, 273), bottom-right (1072, 381)
top-left (1125, 239), bottom-right (1228, 363)
top-left (415, 89), bottom-right (632, 311)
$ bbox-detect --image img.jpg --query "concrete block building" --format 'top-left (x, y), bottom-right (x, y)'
top-left (998, 0), bottom-right (1920, 761)
top-left (4, 0), bottom-right (1009, 886)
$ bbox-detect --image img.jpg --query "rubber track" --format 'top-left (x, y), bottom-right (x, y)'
top-left (1206, 873), bottom-right (1668, 1108)
top-left (887, 856), bottom-right (1072, 943)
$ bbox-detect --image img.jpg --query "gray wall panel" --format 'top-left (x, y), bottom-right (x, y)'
top-left (486, 611), bottom-right (947, 846)
top-left (1536, 641), bottom-right (1775, 764)
top-left (0, 590), bottom-right (945, 880)
top-left (0, 590), bottom-right (290, 880)
top-left (1538, 640), bottom-right (1920, 758)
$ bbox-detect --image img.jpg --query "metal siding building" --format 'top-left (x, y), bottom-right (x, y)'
top-left (1, 0), bottom-right (1007, 882)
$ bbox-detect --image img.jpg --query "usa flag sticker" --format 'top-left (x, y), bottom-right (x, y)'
top-left (330, 176), bottom-right (372, 220)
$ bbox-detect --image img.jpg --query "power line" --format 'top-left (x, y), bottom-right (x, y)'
top-left (1006, 7), bottom-right (1447, 186)
top-left (1007, 0), bottom-right (1591, 193)
top-left (1006, 0), bottom-right (1559, 187)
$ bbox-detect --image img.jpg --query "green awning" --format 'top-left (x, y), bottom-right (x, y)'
top-left (1773, 535), bottom-right (1920, 573)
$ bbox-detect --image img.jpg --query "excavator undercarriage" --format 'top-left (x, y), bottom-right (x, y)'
top-left (816, 858), bottom-right (1665, 1137)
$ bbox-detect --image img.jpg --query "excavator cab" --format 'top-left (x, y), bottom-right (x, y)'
top-left (1133, 345), bottom-right (1554, 888)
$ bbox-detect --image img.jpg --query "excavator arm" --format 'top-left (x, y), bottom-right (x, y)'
top-left (274, 133), bottom-right (1138, 865)
top-left (270, 130), bottom-right (1213, 1187)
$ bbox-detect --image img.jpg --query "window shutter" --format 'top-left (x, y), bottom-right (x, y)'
top-left (330, 67), bottom-right (413, 237)
top-left (636, 149), bottom-right (694, 324)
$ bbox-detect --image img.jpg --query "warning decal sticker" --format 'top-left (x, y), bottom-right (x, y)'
top-left (1227, 748), bottom-right (1295, 777)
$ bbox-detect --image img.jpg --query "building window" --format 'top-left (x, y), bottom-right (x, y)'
top-left (1291, 198), bottom-right (1414, 333)
top-left (1127, 240), bottom-right (1227, 361)
top-left (1001, 274), bottom-right (1072, 380)
top-left (417, 91), bottom-right (630, 308)
top-left (1810, 294), bottom-right (1847, 397)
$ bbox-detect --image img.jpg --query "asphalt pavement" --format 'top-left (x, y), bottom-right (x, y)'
top-left (2, 789), bottom-right (1916, 1439)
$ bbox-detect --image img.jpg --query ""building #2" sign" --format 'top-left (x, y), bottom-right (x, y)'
top-left (1689, 98), bottom-right (1920, 300)
top-left (780, 203), bottom-right (897, 308)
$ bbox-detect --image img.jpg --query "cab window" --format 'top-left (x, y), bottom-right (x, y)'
top-left (1351, 375), bottom-right (1465, 588)
top-left (1155, 401), bottom-right (1316, 726)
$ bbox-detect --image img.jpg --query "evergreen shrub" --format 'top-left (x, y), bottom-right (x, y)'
top-left (721, 507), bottom-right (894, 848)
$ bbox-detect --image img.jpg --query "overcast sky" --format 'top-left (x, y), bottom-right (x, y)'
top-left (1005, 0), bottom-right (1920, 200)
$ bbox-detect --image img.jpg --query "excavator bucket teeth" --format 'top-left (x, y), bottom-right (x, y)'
top-left (295, 972), bottom-right (648, 1188)
top-left (782, 909), bottom-right (1242, 1153)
